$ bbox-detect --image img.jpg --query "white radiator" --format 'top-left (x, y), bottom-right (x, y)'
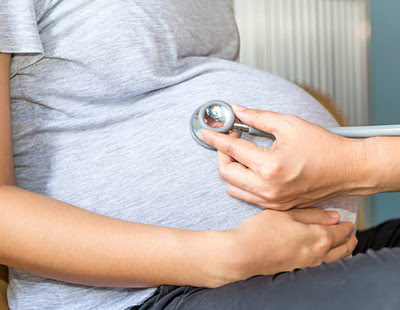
top-left (232, 0), bottom-right (371, 125)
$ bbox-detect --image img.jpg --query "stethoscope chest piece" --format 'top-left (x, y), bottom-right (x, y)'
top-left (190, 100), bottom-right (238, 151)
top-left (191, 100), bottom-right (277, 151)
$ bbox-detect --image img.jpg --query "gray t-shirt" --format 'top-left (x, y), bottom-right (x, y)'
top-left (1, 0), bottom-right (358, 309)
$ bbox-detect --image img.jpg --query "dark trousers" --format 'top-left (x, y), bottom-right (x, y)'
top-left (128, 219), bottom-right (400, 310)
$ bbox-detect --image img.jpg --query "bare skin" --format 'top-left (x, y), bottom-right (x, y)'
top-left (0, 53), bottom-right (356, 289)
top-left (198, 104), bottom-right (400, 211)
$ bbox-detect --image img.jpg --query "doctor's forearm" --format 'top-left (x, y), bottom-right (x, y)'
top-left (351, 137), bottom-right (400, 195)
top-left (0, 185), bottom-right (230, 288)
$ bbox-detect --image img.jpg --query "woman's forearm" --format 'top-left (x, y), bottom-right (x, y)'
top-left (0, 185), bottom-right (230, 288)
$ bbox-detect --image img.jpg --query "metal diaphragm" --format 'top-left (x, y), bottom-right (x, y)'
top-left (190, 100), bottom-right (236, 151)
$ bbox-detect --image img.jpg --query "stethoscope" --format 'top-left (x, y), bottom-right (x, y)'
top-left (190, 100), bottom-right (400, 151)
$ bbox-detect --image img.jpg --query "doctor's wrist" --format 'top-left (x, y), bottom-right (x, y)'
top-left (342, 137), bottom-right (385, 196)
top-left (358, 136), bottom-right (400, 194)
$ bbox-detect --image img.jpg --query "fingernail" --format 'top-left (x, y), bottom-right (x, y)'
top-left (198, 129), bottom-right (212, 140)
top-left (327, 211), bottom-right (339, 219)
top-left (197, 130), bottom-right (206, 140)
top-left (232, 104), bottom-right (247, 112)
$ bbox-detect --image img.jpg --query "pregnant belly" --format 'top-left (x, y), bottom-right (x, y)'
top-left (14, 59), bottom-right (356, 230)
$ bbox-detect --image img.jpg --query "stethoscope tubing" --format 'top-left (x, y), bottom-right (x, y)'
top-left (326, 125), bottom-right (400, 138)
top-left (245, 124), bottom-right (400, 139)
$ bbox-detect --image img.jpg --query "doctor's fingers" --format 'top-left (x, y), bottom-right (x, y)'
top-left (218, 151), bottom-right (304, 207)
top-left (198, 129), bottom-right (268, 171)
top-left (232, 105), bottom-right (295, 137)
top-left (225, 184), bottom-right (297, 211)
top-left (217, 150), bottom-right (272, 206)
top-left (218, 151), bottom-right (299, 209)
top-left (217, 157), bottom-right (266, 196)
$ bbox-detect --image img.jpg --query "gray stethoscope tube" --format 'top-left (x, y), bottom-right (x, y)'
top-left (190, 100), bottom-right (400, 151)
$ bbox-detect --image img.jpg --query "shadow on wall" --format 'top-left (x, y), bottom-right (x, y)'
top-left (300, 86), bottom-right (346, 126)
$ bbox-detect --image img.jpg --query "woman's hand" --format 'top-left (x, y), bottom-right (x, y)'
top-left (198, 104), bottom-right (371, 210)
top-left (209, 208), bottom-right (356, 287)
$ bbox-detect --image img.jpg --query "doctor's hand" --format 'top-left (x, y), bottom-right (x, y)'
top-left (198, 104), bottom-right (369, 210)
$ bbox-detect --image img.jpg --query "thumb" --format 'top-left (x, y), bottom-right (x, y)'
top-left (232, 104), bottom-right (286, 136)
top-left (288, 208), bottom-right (340, 226)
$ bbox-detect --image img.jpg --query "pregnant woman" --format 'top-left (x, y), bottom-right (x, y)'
top-left (0, 1), bottom-right (360, 309)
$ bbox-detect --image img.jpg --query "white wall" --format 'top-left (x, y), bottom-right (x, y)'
top-left (232, 0), bottom-right (371, 126)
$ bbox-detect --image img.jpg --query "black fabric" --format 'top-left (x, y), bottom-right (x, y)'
top-left (355, 219), bottom-right (400, 254)
top-left (127, 219), bottom-right (400, 310)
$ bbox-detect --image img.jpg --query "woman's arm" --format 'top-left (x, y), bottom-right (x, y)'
top-left (0, 185), bottom-right (228, 288)
top-left (198, 104), bottom-right (400, 210)
top-left (0, 54), bottom-right (355, 289)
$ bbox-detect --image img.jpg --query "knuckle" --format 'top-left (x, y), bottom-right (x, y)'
top-left (347, 222), bottom-right (356, 233)
top-left (258, 202), bottom-right (272, 210)
top-left (225, 144), bottom-right (235, 157)
top-left (205, 134), bottom-right (215, 145)
top-left (226, 184), bottom-right (234, 196)
top-left (226, 184), bottom-right (240, 199)
top-left (278, 205), bottom-right (291, 211)
top-left (253, 109), bottom-right (264, 120)
top-left (218, 166), bottom-right (229, 181)
top-left (342, 243), bottom-right (351, 257)
top-left (314, 228), bottom-right (332, 252)
top-left (275, 203), bottom-right (291, 211)
top-left (343, 220), bottom-right (354, 228)
top-left (260, 189), bottom-right (279, 202)
top-left (258, 160), bottom-right (281, 179)
top-left (320, 236), bottom-right (332, 251)
top-left (342, 222), bottom-right (355, 238)
top-left (298, 246), bottom-right (312, 263)
top-left (250, 110), bottom-right (267, 126)
top-left (336, 243), bottom-right (351, 260)
top-left (300, 246), bottom-right (321, 267)
top-left (349, 235), bottom-right (358, 252)
top-left (265, 202), bottom-right (287, 211)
